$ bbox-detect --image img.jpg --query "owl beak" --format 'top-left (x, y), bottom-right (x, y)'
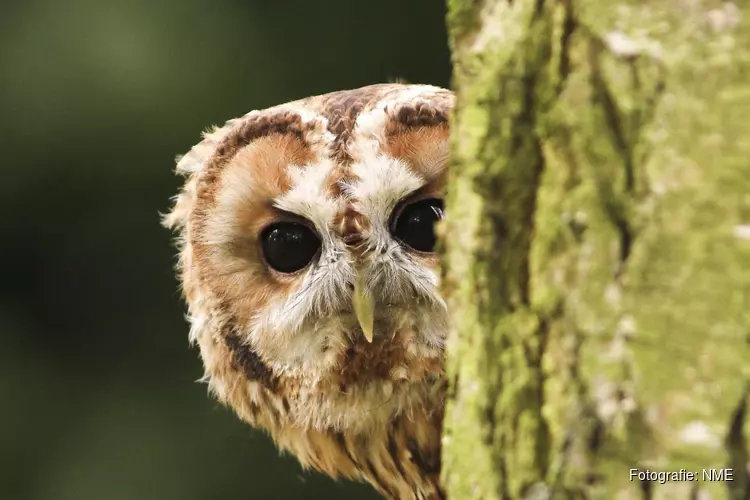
top-left (352, 274), bottom-right (375, 343)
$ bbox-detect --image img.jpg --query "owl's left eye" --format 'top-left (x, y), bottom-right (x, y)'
top-left (391, 198), bottom-right (444, 253)
top-left (260, 222), bottom-right (321, 273)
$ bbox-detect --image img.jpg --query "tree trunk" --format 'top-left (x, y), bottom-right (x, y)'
top-left (439, 1), bottom-right (750, 499)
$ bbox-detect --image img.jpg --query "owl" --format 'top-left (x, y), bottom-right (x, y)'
top-left (163, 83), bottom-right (454, 499)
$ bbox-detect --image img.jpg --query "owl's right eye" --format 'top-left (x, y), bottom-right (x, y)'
top-left (260, 222), bottom-right (321, 273)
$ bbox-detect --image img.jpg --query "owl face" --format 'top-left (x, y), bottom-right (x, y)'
top-left (166, 84), bottom-right (454, 433)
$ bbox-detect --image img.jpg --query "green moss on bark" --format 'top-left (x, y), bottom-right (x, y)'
top-left (441, 1), bottom-right (750, 499)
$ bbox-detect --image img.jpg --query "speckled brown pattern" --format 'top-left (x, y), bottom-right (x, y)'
top-left (310, 84), bottom-right (403, 163)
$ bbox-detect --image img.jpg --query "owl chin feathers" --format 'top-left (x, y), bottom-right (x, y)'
top-left (214, 302), bottom-right (448, 433)
top-left (166, 83), bottom-right (454, 499)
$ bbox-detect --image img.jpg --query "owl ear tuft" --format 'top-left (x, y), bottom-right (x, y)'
top-left (160, 193), bottom-right (190, 230)
top-left (174, 125), bottom-right (226, 176)
top-left (387, 76), bottom-right (411, 85)
top-left (162, 123), bottom-right (237, 231)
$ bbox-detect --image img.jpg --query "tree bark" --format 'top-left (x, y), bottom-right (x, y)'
top-left (440, 1), bottom-right (750, 499)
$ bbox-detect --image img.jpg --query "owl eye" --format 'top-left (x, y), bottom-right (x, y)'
top-left (260, 222), bottom-right (321, 273)
top-left (391, 198), bottom-right (444, 253)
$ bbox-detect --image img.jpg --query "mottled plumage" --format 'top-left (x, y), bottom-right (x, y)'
top-left (163, 83), bottom-right (454, 499)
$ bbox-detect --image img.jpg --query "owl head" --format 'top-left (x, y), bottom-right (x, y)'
top-left (164, 84), bottom-right (454, 435)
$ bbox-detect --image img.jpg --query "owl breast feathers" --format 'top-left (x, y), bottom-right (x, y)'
top-left (164, 83), bottom-right (454, 499)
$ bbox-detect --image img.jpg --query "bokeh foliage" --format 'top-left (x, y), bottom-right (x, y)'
top-left (0, 1), bottom-right (450, 499)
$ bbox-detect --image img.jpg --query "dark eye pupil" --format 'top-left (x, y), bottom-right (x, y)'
top-left (392, 198), bottom-right (444, 252)
top-left (261, 222), bottom-right (320, 273)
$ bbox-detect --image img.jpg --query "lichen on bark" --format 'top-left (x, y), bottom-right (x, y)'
top-left (440, 1), bottom-right (750, 499)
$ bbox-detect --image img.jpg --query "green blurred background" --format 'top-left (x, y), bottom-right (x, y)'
top-left (0, 1), bottom-right (450, 498)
